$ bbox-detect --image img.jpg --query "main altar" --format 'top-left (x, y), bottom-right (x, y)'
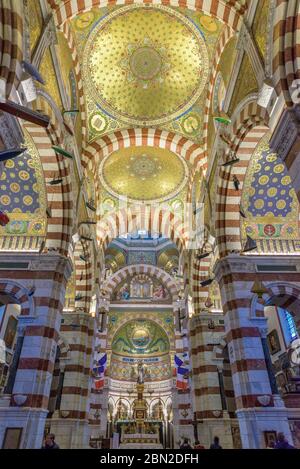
top-left (116, 371), bottom-right (164, 449)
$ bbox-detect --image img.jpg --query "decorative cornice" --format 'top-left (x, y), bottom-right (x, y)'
top-left (270, 109), bottom-right (300, 161)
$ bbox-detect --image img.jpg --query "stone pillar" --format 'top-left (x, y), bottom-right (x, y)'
top-left (48, 310), bottom-right (95, 448)
top-left (214, 255), bottom-right (292, 449)
top-left (189, 312), bottom-right (234, 448)
top-left (0, 255), bottom-right (72, 449)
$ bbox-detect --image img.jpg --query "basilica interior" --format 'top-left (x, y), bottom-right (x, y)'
top-left (0, 0), bottom-right (300, 450)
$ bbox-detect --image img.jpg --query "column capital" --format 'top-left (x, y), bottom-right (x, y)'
top-left (270, 108), bottom-right (300, 161)
top-left (213, 254), bottom-right (257, 281)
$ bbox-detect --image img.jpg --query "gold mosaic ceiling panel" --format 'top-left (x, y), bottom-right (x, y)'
top-left (82, 4), bottom-right (209, 126)
top-left (99, 146), bottom-right (189, 203)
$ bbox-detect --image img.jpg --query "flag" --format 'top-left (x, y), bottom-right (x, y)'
top-left (93, 354), bottom-right (107, 390)
top-left (174, 355), bottom-right (190, 390)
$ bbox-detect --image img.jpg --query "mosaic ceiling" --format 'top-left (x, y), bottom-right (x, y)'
top-left (83, 5), bottom-right (209, 126)
top-left (241, 136), bottom-right (299, 240)
top-left (99, 146), bottom-right (189, 203)
top-left (71, 4), bottom-right (223, 143)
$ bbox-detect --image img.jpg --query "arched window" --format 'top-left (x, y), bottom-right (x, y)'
top-left (284, 310), bottom-right (298, 342)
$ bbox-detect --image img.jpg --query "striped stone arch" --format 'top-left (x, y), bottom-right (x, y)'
top-left (264, 282), bottom-right (300, 317)
top-left (0, 281), bottom-right (33, 316)
top-left (273, 0), bottom-right (300, 107)
top-left (251, 281), bottom-right (300, 332)
top-left (202, 24), bottom-right (233, 154)
top-left (47, 0), bottom-right (247, 30)
top-left (215, 100), bottom-right (270, 258)
top-left (22, 121), bottom-right (73, 257)
top-left (73, 238), bottom-right (94, 312)
top-left (97, 205), bottom-right (190, 255)
top-left (0, 0), bottom-right (23, 99)
top-left (103, 264), bottom-right (179, 301)
top-left (83, 128), bottom-right (207, 194)
top-left (33, 92), bottom-right (65, 145)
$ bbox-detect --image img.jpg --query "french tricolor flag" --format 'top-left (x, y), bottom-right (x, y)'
top-left (174, 355), bottom-right (189, 390)
top-left (93, 354), bottom-right (107, 390)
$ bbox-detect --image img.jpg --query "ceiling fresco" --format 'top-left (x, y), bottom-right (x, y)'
top-left (100, 146), bottom-right (189, 203)
top-left (71, 4), bottom-right (224, 143)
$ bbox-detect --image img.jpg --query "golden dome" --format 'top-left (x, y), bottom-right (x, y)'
top-left (83, 4), bottom-right (209, 126)
top-left (99, 146), bottom-right (188, 203)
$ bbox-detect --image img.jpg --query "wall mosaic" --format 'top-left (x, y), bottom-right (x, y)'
top-left (252, 0), bottom-right (270, 61)
top-left (0, 129), bottom-right (47, 238)
top-left (241, 136), bottom-right (299, 241)
top-left (108, 311), bottom-right (174, 345)
top-left (228, 53), bottom-right (258, 116)
top-left (111, 319), bottom-right (170, 357)
top-left (113, 274), bottom-right (171, 303)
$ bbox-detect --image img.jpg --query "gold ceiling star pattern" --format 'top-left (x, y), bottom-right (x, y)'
top-left (99, 146), bottom-right (189, 203)
top-left (83, 4), bottom-right (209, 127)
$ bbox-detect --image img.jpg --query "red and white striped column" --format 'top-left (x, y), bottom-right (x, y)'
top-left (214, 255), bottom-right (292, 448)
top-left (0, 255), bottom-right (72, 449)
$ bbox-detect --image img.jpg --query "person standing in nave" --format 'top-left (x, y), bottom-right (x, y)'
top-left (41, 433), bottom-right (60, 449)
top-left (209, 436), bottom-right (222, 449)
top-left (274, 432), bottom-right (295, 449)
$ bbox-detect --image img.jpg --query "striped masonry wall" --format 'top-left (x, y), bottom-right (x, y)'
top-left (23, 122), bottom-right (73, 257)
top-left (218, 277), bottom-right (274, 409)
top-left (47, 0), bottom-right (247, 31)
top-left (74, 239), bottom-right (93, 312)
top-left (190, 314), bottom-right (225, 419)
top-left (59, 310), bottom-right (95, 420)
top-left (273, 0), bottom-right (300, 107)
top-left (191, 251), bottom-right (214, 315)
top-left (0, 0), bottom-right (23, 98)
top-left (215, 122), bottom-right (269, 258)
top-left (0, 257), bottom-right (71, 410)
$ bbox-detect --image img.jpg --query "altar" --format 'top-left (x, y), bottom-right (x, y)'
top-left (115, 379), bottom-right (164, 448)
top-left (116, 419), bottom-right (163, 446)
